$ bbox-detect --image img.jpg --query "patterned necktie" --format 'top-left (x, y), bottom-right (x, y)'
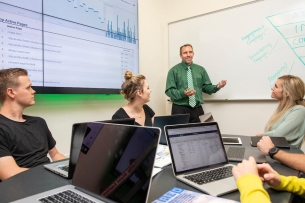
top-left (187, 67), bottom-right (196, 107)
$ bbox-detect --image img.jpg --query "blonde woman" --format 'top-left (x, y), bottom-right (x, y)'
top-left (256, 75), bottom-right (305, 148)
top-left (112, 71), bottom-right (154, 126)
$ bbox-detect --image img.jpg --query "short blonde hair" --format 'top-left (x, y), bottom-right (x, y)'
top-left (0, 68), bottom-right (28, 104)
top-left (120, 70), bottom-right (146, 101)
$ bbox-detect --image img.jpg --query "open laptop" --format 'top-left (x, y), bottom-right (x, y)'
top-left (13, 122), bottom-right (161, 203)
top-left (164, 122), bottom-right (237, 196)
top-left (44, 118), bottom-right (135, 179)
top-left (153, 114), bottom-right (189, 145)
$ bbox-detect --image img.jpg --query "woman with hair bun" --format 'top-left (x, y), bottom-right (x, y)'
top-left (112, 70), bottom-right (155, 126)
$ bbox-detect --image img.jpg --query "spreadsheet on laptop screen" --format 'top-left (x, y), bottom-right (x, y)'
top-left (167, 125), bottom-right (227, 172)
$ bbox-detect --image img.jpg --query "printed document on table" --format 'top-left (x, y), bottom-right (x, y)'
top-left (152, 167), bottom-right (163, 177)
top-left (154, 144), bottom-right (172, 168)
top-left (152, 187), bottom-right (240, 203)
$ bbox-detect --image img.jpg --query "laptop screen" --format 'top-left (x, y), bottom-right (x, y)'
top-left (166, 123), bottom-right (228, 174)
top-left (153, 114), bottom-right (189, 145)
top-left (68, 118), bottom-right (136, 178)
top-left (72, 122), bottom-right (160, 203)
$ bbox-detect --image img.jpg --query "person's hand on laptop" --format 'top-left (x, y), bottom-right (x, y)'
top-left (232, 156), bottom-right (258, 181)
top-left (257, 163), bottom-right (281, 188)
top-left (256, 133), bottom-right (263, 136)
top-left (257, 136), bottom-right (275, 155)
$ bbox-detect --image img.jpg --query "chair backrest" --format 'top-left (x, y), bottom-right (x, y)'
top-left (199, 112), bottom-right (214, 122)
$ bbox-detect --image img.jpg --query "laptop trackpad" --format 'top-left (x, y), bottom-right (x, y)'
top-left (225, 146), bottom-right (266, 163)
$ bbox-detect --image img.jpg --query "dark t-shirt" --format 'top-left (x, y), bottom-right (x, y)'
top-left (112, 104), bottom-right (155, 126)
top-left (0, 114), bottom-right (56, 168)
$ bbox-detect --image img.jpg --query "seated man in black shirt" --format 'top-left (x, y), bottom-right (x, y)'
top-left (0, 68), bottom-right (66, 180)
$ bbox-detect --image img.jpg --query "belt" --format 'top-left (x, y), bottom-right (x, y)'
top-left (173, 103), bottom-right (201, 108)
top-left (193, 104), bottom-right (202, 108)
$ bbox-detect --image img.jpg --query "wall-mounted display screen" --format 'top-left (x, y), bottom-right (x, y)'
top-left (0, 0), bottom-right (139, 94)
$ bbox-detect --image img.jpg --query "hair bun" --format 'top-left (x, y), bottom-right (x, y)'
top-left (124, 70), bottom-right (132, 80)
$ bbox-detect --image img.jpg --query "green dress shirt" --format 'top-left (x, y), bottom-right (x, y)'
top-left (165, 62), bottom-right (219, 106)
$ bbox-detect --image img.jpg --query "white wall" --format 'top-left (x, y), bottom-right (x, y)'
top-left (23, 0), bottom-right (303, 155)
top-left (139, 0), bottom-right (304, 150)
top-left (139, 0), bottom-right (278, 133)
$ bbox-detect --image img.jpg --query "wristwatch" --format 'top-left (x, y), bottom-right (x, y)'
top-left (268, 147), bottom-right (279, 159)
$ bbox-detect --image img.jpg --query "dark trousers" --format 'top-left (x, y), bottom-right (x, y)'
top-left (171, 103), bottom-right (204, 123)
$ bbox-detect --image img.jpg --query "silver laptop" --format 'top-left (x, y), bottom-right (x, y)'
top-left (13, 122), bottom-right (161, 203)
top-left (164, 122), bottom-right (237, 197)
top-left (225, 146), bottom-right (266, 163)
top-left (153, 114), bottom-right (189, 145)
top-left (44, 118), bottom-right (135, 179)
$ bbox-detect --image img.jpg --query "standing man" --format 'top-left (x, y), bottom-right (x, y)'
top-left (165, 44), bottom-right (227, 123)
top-left (0, 68), bottom-right (66, 180)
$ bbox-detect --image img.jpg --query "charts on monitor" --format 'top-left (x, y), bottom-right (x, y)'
top-left (0, 0), bottom-right (139, 90)
top-left (105, 2), bottom-right (138, 44)
top-left (0, 0), bottom-right (42, 13)
top-left (44, 0), bottom-right (138, 43)
top-left (43, 0), bottom-right (105, 30)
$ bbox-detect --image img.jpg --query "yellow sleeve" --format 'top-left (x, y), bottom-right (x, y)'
top-left (236, 174), bottom-right (271, 203)
top-left (273, 175), bottom-right (305, 198)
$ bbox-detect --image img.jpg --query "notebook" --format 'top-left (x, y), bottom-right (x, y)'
top-left (164, 122), bottom-right (237, 197)
top-left (153, 114), bottom-right (189, 145)
top-left (225, 146), bottom-right (266, 163)
top-left (13, 122), bottom-right (161, 203)
top-left (44, 118), bottom-right (135, 178)
top-left (250, 136), bottom-right (290, 148)
top-left (199, 112), bottom-right (214, 122)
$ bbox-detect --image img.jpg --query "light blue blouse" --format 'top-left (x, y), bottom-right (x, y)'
top-left (263, 105), bottom-right (305, 148)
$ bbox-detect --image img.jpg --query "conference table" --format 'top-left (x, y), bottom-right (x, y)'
top-left (147, 135), bottom-right (303, 202)
top-left (0, 135), bottom-right (302, 203)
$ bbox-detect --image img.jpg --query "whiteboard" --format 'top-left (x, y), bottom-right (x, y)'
top-left (169, 0), bottom-right (305, 100)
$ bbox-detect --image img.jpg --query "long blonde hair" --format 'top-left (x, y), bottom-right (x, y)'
top-left (265, 75), bottom-right (305, 131)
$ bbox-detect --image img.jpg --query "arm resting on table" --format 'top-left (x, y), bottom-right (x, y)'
top-left (0, 156), bottom-right (28, 180)
top-left (273, 150), bottom-right (305, 174)
top-left (273, 175), bottom-right (305, 198)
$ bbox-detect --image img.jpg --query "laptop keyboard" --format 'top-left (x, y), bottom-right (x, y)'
top-left (58, 165), bottom-right (69, 172)
top-left (227, 147), bottom-right (245, 159)
top-left (184, 166), bottom-right (233, 185)
top-left (38, 190), bottom-right (96, 203)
